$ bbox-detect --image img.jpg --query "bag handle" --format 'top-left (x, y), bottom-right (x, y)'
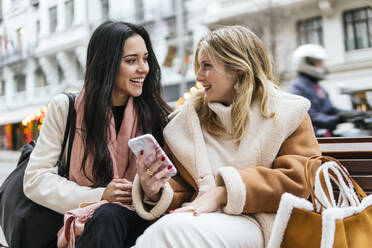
top-left (304, 155), bottom-right (366, 212)
top-left (315, 162), bottom-right (360, 208)
top-left (305, 156), bottom-right (324, 211)
top-left (57, 92), bottom-right (76, 178)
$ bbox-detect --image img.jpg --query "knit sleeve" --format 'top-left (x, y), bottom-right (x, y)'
top-left (215, 114), bottom-right (321, 215)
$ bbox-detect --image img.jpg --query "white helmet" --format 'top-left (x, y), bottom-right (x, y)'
top-left (292, 44), bottom-right (328, 80)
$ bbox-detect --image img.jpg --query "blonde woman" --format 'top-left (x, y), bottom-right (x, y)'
top-left (132, 26), bottom-right (321, 247)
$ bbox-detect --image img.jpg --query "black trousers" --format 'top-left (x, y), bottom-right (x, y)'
top-left (76, 203), bottom-right (151, 248)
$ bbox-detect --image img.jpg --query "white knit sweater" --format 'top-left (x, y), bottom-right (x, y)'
top-left (203, 103), bottom-right (238, 175)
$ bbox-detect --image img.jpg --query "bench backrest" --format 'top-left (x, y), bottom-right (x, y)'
top-left (318, 137), bottom-right (372, 195)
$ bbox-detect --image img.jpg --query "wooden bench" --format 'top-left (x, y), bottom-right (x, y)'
top-left (318, 137), bottom-right (372, 195)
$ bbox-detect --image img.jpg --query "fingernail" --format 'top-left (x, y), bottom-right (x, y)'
top-left (140, 150), bottom-right (144, 155)
top-left (168, 165), bottom-right (172, 170)
top-left (161, 156), bottom-right (165, 161)
top-left (169, 210), bottom-right (174, 214)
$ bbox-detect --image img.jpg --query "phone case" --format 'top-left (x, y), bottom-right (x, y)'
top-left (128, 134), bottom-right (177, 178)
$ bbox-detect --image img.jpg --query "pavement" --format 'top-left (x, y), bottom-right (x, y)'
top-left (0, 149), bottom-right (20, 163)
top-left (0, 149), bottom-right (20, 247)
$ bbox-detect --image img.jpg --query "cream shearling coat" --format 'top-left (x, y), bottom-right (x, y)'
top-left (132, 87), bottom-right (321, 246)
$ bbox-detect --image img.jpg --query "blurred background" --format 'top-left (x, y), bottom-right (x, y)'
top-left (0, 0), bottom-right (371, 244)
top-left (0, 0), bottom-right (372, 152)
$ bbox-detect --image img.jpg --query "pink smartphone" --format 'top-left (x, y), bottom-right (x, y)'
top-left (128, 134), bottom-right (177, 178)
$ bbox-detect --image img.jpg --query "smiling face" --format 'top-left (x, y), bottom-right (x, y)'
top-left (112, 34), bottom-right (149, 106)
top-left (196, 47), bottom-right (237, 105)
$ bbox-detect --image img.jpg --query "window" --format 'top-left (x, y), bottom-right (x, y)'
top-left (187, 81), bottom-right (195, 89)
top-left (36, 20), bottom-right (40, 39)
top-left (57, 64), bottom-right (64, 83)
top-left (162, 81), bottom-right (195, 102)
top-left (163, 45), bottom-right (177, 67)
top-left (31, 0), bottom-right (39, 7)
top-left (135, 0), bottom-right (144, 21)
top-left (65, 0), bottom-right (74, 28)
top-left (343, 7), bottom-right (372, 51)
top-left (163, 84), bottom-right (180, 102)
top-left (0, 80), bottom-right (5, 96)
top-left (49, 6), bottom-right (57, 33)
top-left (171, 0), bottom-right (176, 13)
top-left (35, 67), bottom-right (47, 87)
top-left (76, 58), bottom-right (83, 80)
top-left (14, 74), bottom-right (25, 92)
top-left (101, 0), bottom-right (109, 20)
top-left (0, 0), bottom-right (3, 22)
top-left (296, 16), bottom-right (323, 46)
top-left (16, 27), bottom-right (23, 52)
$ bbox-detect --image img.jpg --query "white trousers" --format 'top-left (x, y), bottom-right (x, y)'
top-left (133, 212), bottom-right (264, 248)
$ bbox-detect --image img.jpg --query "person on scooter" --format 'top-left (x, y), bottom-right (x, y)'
top-left (290, 44), bottom-right (362, 137)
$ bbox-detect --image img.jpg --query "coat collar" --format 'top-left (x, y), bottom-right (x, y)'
top-left (164, 86), bottom-right (310, 192)
top-left (164, 96), bottom-right (216, 193)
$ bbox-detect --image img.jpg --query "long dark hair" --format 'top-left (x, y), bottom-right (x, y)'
top-left (82, 21), bottom-right (171, 187)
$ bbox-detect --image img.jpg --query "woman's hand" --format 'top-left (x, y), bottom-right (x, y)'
top-left (136, 151), bottom-right (173, 202)
top-left (172, 186), bottom-right (227, 215)
top-left (102, 178), bottom-right (132, 204)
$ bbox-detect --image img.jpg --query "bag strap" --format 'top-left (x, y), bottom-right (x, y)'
top-left (57, 92), bottom-right (76, 177)
top-left (305, 155), bottom-right (367, 212)
top-left (65, 96), bottom-right (76, 179)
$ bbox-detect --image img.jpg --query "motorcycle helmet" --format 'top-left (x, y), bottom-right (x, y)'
top-left (292, 44), bottom-right (328, 80)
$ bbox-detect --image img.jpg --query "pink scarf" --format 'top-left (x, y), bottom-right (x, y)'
top-left (70, 88), bottom-right (139, 185)
top-left (57, 201), bottom-right (109, 248)
top-left (57, 89), bottom-right (140, 248)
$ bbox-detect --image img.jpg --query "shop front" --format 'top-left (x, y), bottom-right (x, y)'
top-left (0, 105), bottom-right (47, 151)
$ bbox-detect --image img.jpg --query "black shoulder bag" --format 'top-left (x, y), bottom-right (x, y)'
top-left (0, 92), bottom-right (76, 248)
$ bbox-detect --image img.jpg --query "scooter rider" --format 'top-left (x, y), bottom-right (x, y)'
top-left (290, 44), bottom-right (362, 137)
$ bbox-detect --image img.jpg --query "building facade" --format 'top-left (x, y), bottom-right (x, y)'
top-left (0, 0), bottom-right (210, 150)
top-left (202, 0), bottom-right (372, 111)
top-left (0, 0), bottom-right (371, 150)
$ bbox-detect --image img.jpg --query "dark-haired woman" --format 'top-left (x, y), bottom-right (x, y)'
top-left (23, 21), bottom-right (171, 247)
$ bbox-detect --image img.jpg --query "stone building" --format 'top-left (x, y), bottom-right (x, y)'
top-left (0, 0), bottom-right (371, 150)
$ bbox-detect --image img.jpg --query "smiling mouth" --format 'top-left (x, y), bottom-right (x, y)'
top-left (130, 78), bottom-right (145, 88)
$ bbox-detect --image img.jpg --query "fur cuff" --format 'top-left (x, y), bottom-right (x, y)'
top-left (216, 167), bottom-right (246, 215)
top-left (132, 175), bottom-right (174, 220)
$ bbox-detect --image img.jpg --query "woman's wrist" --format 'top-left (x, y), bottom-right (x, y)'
top-left (216, 186), bottom-right (227, 206)
top-left (146, 188), bottom-right (162, 202)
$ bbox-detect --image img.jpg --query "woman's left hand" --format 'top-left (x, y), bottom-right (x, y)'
top-left (102, 178), bottom-right (133, 204)
top-left (172, 186), bottom-right (227, 215)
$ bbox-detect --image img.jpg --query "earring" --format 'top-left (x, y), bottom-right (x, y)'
top-left (234, 82), bottom-right (239, 92)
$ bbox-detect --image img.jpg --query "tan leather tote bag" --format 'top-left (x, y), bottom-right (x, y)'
top-left (268, 155), bottom-right (372, 248)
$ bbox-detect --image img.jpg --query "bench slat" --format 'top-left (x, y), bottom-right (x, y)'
top-left (319, 137), bottom-right (372, 159)
top-left (333, 191), bottom-right (372, 199)
top-left (352, 176), bottom-right (372, 191)
top-left (321, 150), bottom-right (372, 159)
top-left (339, 159), bottom-right (372, 174)
top-left (317, 137), bottom-right (372, 195)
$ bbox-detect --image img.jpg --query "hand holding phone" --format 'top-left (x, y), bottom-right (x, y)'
top-left (128, 134), bottom-right (177, 178)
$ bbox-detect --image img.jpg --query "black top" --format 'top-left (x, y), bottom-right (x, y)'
top-left (112, 105), bottom-right (126, 134)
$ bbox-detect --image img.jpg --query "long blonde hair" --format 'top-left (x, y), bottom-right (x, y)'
top-left (193, 25), bottom-right (277, 145)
